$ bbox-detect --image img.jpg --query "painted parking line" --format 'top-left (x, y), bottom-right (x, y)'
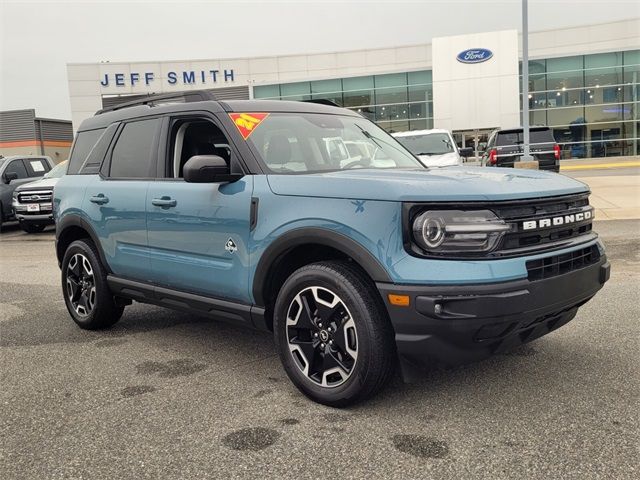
top-left (561, 161), bottom-right (640, 171)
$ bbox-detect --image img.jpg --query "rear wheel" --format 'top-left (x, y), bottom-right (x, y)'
top-left (61, 239), bottom-right (124, 330)
top-left (274, 261), bottom-right (396, 407)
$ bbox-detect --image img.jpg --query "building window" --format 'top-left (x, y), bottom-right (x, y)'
top-left (253, 84), bottom-right (280, 99)
top-left (522, 50), bottom-right (640, 158)
top-left (279, 82), bottom-right (311, 101)
top-left (374, 73), bottom-right (408, 105)
top-left (342, 76), bottom-right (375, 108)
top-left (250, 71), bottom-right (433, 134)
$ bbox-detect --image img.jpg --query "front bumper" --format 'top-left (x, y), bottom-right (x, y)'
top-left (12, 201), bottom-right (54, 225)
top-left (378, 255), bottom-right (609, 374)
top-left (15, 213), bottom-right (55, 224)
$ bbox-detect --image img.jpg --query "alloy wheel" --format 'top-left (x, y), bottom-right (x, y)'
top-left (286, 286), bottom-right (358, 388)
top-left (66, 253), bottom-right (96, 317)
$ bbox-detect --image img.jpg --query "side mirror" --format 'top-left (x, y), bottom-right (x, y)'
top-left (183, 155), bottom-right (243, 183)
top-left (459, 147), bottom-right (474, 157)
top-left (3, 172), bottom-right (18, 183)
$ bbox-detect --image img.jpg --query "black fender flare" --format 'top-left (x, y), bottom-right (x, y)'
top-left (56, 214), bottom-right (110, 272)
top-left (252, 227), bottom-right (392, 306)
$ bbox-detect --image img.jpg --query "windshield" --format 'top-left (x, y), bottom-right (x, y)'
top-left (44, 160), bottom-right (68, 178)
top-left (395, 133), bottom-right (455, 156)
top-left (243, 113), bottom-right (423, 173)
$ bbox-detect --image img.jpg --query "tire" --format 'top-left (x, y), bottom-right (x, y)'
top-left (21, 223), bottom-right (46, 233)
top-left (61, 239), bottom-right (124, 330)
top-left (274, 260), bottom-right (396, 407)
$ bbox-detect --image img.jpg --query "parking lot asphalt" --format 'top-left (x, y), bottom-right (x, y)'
top-left (1, 220), bottom-right (639, 480)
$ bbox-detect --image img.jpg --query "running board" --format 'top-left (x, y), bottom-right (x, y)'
top-left (106, 275), bottom-right (266, 330)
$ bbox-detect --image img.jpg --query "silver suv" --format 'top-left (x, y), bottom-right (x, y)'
top-left (0, 155), bottom-right (54, 232)
top-left (12, 160), bottom-right (68, 233)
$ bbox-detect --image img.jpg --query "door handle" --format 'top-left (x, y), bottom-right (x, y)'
top-left (89, 194), bottom-right (109, 205)
top-left (151, 196), bottom-right (177, 208)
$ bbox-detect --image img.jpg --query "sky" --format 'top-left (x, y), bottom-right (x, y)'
top-left (1, 0), bottom-right (639, 119)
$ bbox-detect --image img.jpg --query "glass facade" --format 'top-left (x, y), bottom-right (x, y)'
top-left (254, 70), bottom-right (434, 132)
top-left (253, 49), bottom-right (640, 158)
top-left (522, 49), bottom-right (639, 158)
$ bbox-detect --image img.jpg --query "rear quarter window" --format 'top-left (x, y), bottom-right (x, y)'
top-left (67, 128), bottom-right (106, 175)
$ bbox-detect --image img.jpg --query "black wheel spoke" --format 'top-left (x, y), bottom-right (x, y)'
top-left (296, 293), bottom-right (317, 330)
top-left (78, 291), bottom-right (89, 311)
top-left (331, 327), bottom-right (349, 356)
top-left (68, 277), bottom-right (81, 299)
top-left (323, 349), bottom-right (351, 374)
top-left (71, 260), bottom-right (82, 278)
top-left (315, 302), bottom-right (336, 323)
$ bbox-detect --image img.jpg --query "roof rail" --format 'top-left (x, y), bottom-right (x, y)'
top-left (95, 90), bottom-right (218, 115)
top-left (301, 99), bottom-right (341, 107)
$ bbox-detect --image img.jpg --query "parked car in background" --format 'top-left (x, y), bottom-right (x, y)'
top-left (483, 126), bottom-right (561, 172)
top-left (0, 155), bottom-right (54, 232)
top-left (12, 160), bottom-right (68, 233)
top-left (392, 129), bottom-right (472, 167)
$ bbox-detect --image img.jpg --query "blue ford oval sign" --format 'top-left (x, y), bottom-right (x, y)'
top-left (457, 48), bottom-right (493, 64)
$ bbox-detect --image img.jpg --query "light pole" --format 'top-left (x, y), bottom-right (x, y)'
top-left (521, 0), bottom-right (533, 161)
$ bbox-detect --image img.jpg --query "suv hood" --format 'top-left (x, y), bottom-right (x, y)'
top-left (14, 177), bottom-right (60, 191)
top-left (267, 167), bottom-right (588, 202)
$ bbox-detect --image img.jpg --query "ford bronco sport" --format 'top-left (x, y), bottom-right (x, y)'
top-left (54, 91), bottom-right (609, 406)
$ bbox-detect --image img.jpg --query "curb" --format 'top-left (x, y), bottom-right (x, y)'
top-left (561, 161), bottom-right (640, 171)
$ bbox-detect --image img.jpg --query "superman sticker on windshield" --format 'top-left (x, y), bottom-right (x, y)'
top-left (229, 112), bottom-right (269, 140)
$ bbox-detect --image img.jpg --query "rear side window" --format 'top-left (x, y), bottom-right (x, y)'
top-left (497, 129), bottom-right (555, 146)
top-left (109, 119), bottom-right (159, 178)
top-left (68, 128), bottom-right (105, 175)
top-left (25, 158), bottom-right (51, 177)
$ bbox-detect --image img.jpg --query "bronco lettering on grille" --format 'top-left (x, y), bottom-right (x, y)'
top-left (522, 210), bottom-right (593, 231)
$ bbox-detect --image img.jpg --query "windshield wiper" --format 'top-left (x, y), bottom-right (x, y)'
top-left (354, 124), bottom-right (428, 168)
top-left (354, 124), bottom-right (383, 150)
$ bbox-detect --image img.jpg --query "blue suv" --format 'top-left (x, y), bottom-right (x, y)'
top-left (54, 91), bottom-right (609, 406)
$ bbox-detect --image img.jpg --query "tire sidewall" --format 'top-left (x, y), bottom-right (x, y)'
top-left (274, 265), bottom-right (378, 405)
top-left (61, 239), bottom-right (109, 328)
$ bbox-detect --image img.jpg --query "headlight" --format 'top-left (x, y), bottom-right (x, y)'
top-left (412, 210), bottom-right (512, 255)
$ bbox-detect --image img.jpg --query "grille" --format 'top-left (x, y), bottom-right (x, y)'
top-left (526, 245), bottom-right (600, 281)
top-left (495, 193), bottom-right (592, 252)
top-left (18, 190), bottom-right (53, 204)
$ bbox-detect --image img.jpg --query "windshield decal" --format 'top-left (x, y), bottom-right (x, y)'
top-left (229, 112), bottom-right (269, 140)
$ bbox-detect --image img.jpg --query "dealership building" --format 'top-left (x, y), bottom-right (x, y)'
top-left (0, 109), bottom-right (73, 161)
top-left (67, 19), bottom-right (639, 159)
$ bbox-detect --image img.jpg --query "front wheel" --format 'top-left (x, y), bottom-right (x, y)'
top-left (274, 261), bottom-right (396, 407)
top-left (61, 239), bottom-right (124, 330)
